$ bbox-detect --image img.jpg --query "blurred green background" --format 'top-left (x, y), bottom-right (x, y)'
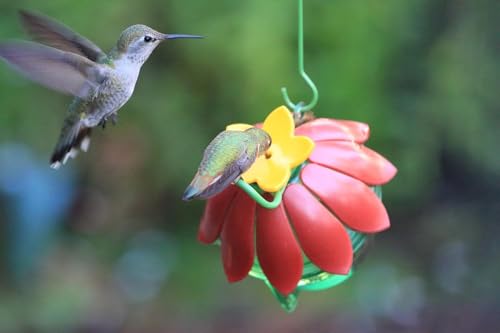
top-left (0, 0), bottom-right (499, 332)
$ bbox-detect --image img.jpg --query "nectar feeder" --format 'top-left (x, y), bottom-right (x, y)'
top-left (189, 0), bottom-right (397, 312)
top-left (197, 107), bottom-right (397, 312)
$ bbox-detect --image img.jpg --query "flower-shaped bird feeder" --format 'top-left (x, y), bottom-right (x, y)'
top-left (188, 0), bottom-right (397, 312)
top-left (197, 106), bottom-right (397, 311)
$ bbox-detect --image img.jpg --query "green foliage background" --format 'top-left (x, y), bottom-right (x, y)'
top-left (0, 0), bottom-right (499, 332)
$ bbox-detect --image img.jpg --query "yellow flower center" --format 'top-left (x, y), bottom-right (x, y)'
top-left (226, 106), bottom-right (315, 193)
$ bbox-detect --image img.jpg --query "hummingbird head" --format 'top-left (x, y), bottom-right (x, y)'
top-left (245, 127), bottom-right (272, 155)
top-left (116, 24), bottom-right (202, 64)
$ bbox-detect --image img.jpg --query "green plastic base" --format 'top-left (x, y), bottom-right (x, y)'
top-left (249, 228), bottom-right (366, 312)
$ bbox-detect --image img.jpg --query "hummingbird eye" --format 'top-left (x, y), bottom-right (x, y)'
top-left (144, 36), bottom-right (154, 43)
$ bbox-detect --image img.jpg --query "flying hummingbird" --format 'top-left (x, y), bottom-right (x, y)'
top-left (0, 10), bottom-right (202, 169)
top-left (182, 127), bottom-right (272, 201)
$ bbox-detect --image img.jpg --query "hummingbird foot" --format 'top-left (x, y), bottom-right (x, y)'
top-left (99, 113), bottom-right (118, 129)
top-left (110, 113), bottom-right (118, 125)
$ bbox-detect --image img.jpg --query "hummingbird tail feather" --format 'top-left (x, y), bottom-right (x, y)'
top-left (182, 185), bottom-right (199, 201)
top-left (182, 174), bottom-right (220, 201)
top-left (50, 122), bottom-right (92, 169)
top-left (181, 171), bottom-right (240, 201)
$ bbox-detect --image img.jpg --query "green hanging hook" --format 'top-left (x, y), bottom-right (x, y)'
top-left (281, 0), bottom-right (319, 113)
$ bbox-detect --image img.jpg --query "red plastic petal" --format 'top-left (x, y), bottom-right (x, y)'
top-left (295, 118), bottom-right (370, 143)
top-left (220, 190), bottom-right (256, 282)
top-left (309, 141), bottom-right (397, 185)
top-left (198, 186), bottom-right (238, 244)
top-left (256, 201), bottom-right (303, 295)
top-left (284, 184), bottom-right (353, 275)
top-left (302, 164), bottom-right (390, 233)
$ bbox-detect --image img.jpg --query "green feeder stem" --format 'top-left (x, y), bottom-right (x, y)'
top-left (236, 179), bottom-right (285, 209)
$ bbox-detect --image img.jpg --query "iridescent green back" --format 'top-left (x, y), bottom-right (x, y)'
top-left (199, 131), bottom-right (250, 177)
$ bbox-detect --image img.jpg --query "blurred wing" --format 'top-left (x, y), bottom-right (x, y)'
top-left (19, 10), bottom-right (105, 62)
top-left (0, 41), bottom-right (108, 98)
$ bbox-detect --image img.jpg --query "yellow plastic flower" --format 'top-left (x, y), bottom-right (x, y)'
top-left (226, 106), bottom-right (315, 192)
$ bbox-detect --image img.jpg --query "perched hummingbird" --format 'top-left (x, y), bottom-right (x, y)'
top-left (182, 127), bottom-right (272, 201)
top-left (0, 10), bottom-right (202, 169)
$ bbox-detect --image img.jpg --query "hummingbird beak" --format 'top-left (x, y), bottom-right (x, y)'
top-left (162, 34), bottom-right (204, 40)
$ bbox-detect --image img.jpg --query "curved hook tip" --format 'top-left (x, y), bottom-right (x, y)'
top-left (281, 87), bottom-right (296, 110)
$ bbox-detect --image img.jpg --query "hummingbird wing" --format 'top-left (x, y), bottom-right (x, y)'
top-left (183, 146), bottom-right (258, 200)
top-left (183, 164), bottom-right (241, 201)
top-left (0, 41), bottom-right (108, 99)
top-left (19, 10), bottom-right (106, 62)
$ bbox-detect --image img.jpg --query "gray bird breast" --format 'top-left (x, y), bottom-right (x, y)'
top-left (82, 71), bottom-right (138, 127)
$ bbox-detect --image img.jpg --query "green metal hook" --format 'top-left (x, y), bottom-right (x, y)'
top-left (281, 0), bottom-right (319, 113)
top-left (236, 179), bottom-right (285, 209)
